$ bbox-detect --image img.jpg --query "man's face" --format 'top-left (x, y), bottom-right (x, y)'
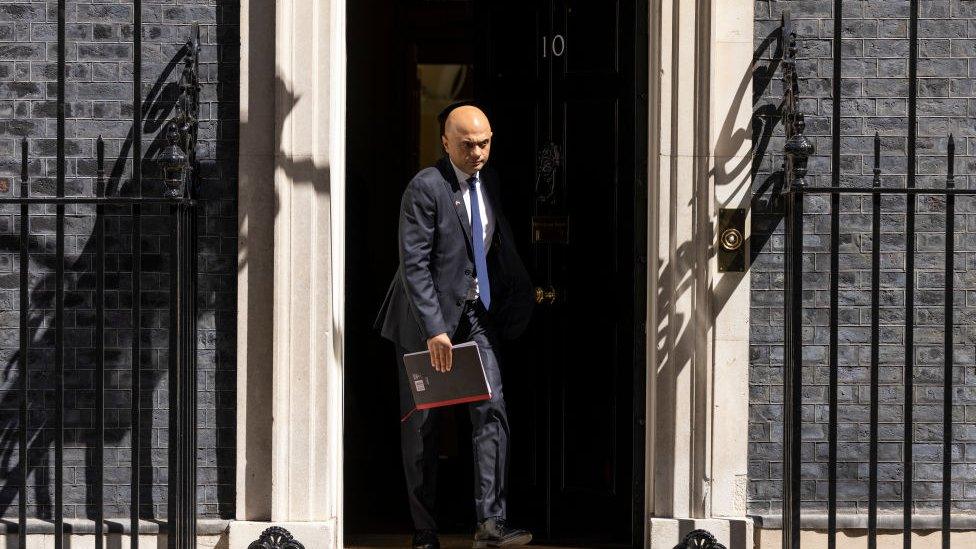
top-left (442, 108), bottom-right (492, 176)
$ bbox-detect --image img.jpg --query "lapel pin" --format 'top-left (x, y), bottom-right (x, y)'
top-left (455, 200), bottom-right (462, 207)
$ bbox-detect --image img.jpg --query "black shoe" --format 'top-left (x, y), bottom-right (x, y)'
top-left (473, 518), bottom-right (532, 547)
top-left (413, 529), bottom-right (440, 549)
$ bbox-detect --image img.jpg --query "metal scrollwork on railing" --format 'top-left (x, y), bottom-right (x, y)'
top-left (534, 141), bottom-right (561, 204)
top-left (160, 22), bottom-right (201, 199)
top-left (673, 529), bottom-right (727, 549)
top-left (247, 526), bottom-right (307, 549)
top-left (785, 113), bottom-right (814, 187)
top-left (781, 11), bottom-right (814, 191)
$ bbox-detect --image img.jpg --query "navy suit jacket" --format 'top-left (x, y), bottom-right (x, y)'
top-left (375, 157), bottom-right (534, 352)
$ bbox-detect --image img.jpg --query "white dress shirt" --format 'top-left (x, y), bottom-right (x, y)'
top-left (450, 160), bottom-right (493, 300)
top-left (450, 160), bottom-right (492, 247)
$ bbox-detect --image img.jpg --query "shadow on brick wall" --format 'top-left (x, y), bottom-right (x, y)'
top-left (0, 4), bottom-right (239, 521)
top-left (751, 22), bottom-right (788, 266)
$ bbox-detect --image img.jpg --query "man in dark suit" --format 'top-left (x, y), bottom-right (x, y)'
top-left (375, 104), bottom-right (534, 548)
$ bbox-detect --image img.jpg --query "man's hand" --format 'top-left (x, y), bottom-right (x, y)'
top-left (427, 333), bottom-right (453, 372)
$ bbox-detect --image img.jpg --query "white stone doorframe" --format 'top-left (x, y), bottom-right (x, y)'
top-left (234, 0), bottom-right (755, 548)
top-left (234, 0), bottom-right (346, 547)
top-left (645, 0), bottom-right (754, 547)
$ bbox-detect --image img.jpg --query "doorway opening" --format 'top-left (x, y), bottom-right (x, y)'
top-left (344, 1), bottom-right (648, 545)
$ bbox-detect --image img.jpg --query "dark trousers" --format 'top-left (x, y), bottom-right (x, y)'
top-left (397, 301), bottom-right (510, 531)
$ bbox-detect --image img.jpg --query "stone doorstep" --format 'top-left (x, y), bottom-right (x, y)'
top-left (0, 518), bottom-right (230, 535)
top-left (752, 513), bottom-right (976, 530)
top-left (648, 517), bottom-right (754, 549)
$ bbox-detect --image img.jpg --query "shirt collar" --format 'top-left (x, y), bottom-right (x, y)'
top-left (449, 158), bottom-right (479, 187)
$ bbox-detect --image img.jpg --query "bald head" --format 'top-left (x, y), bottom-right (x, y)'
top-left (444, 105), bottom-right (491, 137)
top-left (442, 106), bottom-right (493, 176)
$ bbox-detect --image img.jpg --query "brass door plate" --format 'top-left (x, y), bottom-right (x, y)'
top-left (718, 208), bottom-right (747, 272)
top-left (532, 215), bottom-right (569, 244)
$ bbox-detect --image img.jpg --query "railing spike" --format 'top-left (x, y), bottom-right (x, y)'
top-left (96, 136), bottom-right (104, 198)
top-left (20, 139), bottom-right (27, 184)
top-left (873, 132), bottom-right (881, 176)
top-left (948, 134), bottom-right (955, 185)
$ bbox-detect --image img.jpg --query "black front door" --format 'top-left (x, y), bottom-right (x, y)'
top-left (477, 1), bottom-right (647, 545)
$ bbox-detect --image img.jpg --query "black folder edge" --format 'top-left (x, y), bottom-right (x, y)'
top-left (400, 341), bottom-right (492, 422)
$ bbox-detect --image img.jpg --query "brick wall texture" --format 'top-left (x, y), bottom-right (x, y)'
top-left (752, 0), bottom-right (976, 516)
top-left (0, 1), bottom-right (238, 519)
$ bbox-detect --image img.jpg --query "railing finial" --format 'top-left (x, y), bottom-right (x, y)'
top-left (780, 11), bottom-right (814, 192)
top-left (159, 21), bottom-right (202, 199)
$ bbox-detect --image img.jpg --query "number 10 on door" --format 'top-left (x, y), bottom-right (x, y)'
top-left (542, 35), bottom-right (565, 57)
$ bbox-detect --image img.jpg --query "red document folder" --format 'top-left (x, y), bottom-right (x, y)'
top-left (401, 341), bottom-right (492, 421)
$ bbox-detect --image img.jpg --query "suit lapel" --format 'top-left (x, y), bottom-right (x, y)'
top-left (452, 187), bottom-right (473, 245)
top-left (436, 157), bottom-right (473, 246)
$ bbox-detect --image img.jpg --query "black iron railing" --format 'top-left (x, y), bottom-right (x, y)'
top-left (779, 2), bottom-right (964, 548)
top-left (7, 13), bottom-right (201, 549)
top-left (165, 23), bottom-right (202, 549)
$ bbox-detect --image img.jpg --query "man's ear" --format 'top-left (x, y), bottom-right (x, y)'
top-left (441, 135), bottom-right (449, 152)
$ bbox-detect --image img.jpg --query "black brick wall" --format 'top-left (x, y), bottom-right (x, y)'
top-left (0, 0), bottom-right (238, 520)
top-left (752, 0), bottom-right (976, 516)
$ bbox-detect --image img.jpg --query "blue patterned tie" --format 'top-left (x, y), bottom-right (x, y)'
top-left (467, 176), bottom-right (491, 310)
